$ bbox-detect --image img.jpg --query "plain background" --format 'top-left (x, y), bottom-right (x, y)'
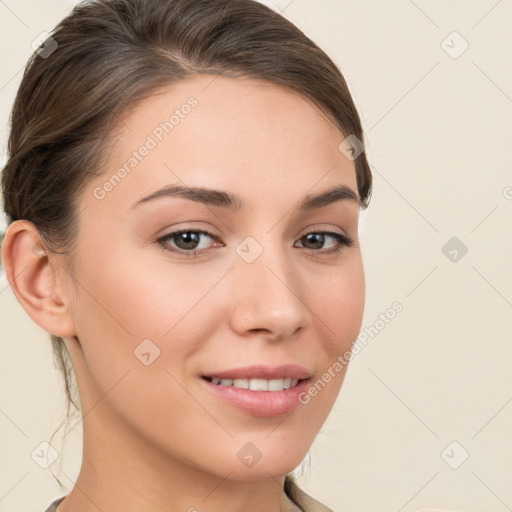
top-left (1, 1), bottom-right (511, 511)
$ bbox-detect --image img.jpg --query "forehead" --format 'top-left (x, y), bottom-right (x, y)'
top-left (84, 74), bottom-right (358, 214)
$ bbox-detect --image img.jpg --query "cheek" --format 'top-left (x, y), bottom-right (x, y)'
top-left (68, 251), bottom-right (223, 435)
top-left (70, 245), bottom-right (227, 371)
top-left (311, 257), bottom-right (365, 355)
top-left (289, 256), bottom-right (365, 412)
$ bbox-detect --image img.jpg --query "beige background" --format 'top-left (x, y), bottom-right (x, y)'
top-left (1, 1), bottom-right (511, 511)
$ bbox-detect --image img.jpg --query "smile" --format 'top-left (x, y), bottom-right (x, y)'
top-left (203, 376), bottom-right (300, 391)
top-left (200, 376), bottom-right (312, 417)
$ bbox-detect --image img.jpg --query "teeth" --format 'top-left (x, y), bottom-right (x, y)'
top-left (268, 379), bottom-right (285, 391)
top-left (234, 378), bottom-right (250, 389)
top-left (249, 378), bottom-right (269, 391)
top-left (210, 377), bottom-right (299, 391)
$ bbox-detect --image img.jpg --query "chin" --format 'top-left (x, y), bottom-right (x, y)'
top-left (209, 442), bottom-right (308, 482)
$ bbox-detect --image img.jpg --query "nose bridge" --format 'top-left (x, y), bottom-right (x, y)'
top-left (229, 234), bottom-right (309, 339)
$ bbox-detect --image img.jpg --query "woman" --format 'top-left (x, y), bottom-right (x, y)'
top-left (1, 0), bottom-right (372, 511)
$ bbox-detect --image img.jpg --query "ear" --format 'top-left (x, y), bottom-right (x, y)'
top-left (1, 220), bottom-right (76, 338)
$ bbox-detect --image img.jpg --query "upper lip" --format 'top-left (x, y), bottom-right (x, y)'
top-left (202, 364), bottom-right (311, 380)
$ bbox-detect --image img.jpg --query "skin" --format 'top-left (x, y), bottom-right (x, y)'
top-left (2, 75), bottom-right (365, 512)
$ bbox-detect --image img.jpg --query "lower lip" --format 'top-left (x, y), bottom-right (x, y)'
top-left (200, 377), bottom-right (311, 418)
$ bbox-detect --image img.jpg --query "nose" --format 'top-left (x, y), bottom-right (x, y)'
top-left (228, 239), bottom-right (310, 342)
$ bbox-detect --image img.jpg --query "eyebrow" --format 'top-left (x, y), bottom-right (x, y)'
top-left (130, 183), bottom-right (360, 211)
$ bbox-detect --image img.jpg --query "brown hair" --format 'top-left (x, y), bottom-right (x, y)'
top-left (1, 0), bottom-right (372, 473)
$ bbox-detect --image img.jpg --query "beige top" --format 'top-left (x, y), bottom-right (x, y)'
top-left (44, 475), bottom-right (335, 512)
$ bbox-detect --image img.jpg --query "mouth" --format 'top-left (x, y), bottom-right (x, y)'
top-left (201, 375), bottom-right (305, 391)
top-left (199, 374), bottom-right (312, 417)
top-left (198, 364), bottom-right (312, 417)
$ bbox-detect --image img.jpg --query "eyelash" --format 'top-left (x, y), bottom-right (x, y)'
top-left (156, 228), bottom-right (354, 259)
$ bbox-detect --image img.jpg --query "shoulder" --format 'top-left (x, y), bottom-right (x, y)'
top-left (284, 474), bottom-right (336, 512)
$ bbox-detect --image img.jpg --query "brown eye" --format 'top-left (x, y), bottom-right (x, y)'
top-left (301, 232), bottom-right (326, 249)
top-left (295, 231), bottom-right (354, 254)
top-left (170, 231), bottom-right (202, 250)
top-left (157, 229), bottom-right (220, 257)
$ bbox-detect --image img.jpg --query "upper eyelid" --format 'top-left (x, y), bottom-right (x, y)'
top-left (157, 229), bottom-right (223, 250)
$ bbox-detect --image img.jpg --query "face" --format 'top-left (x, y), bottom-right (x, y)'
top-left (61, 75), bottom-right (365, 480)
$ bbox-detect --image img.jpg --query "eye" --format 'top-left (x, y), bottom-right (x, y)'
top-left (295, 230), bottom-right (354, 255)
top-left (157, 229), bottom-right (220, 258)
top-left (156, 228), bottom-right (354, 259)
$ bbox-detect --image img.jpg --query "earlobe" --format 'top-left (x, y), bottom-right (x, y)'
top-left (1, 220), bottom-right (76, 338)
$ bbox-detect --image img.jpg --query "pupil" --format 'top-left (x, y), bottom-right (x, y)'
top-left (178, 232), bottom-right (199, 249)
top-left (305, 233), bottom-right (324, 249)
